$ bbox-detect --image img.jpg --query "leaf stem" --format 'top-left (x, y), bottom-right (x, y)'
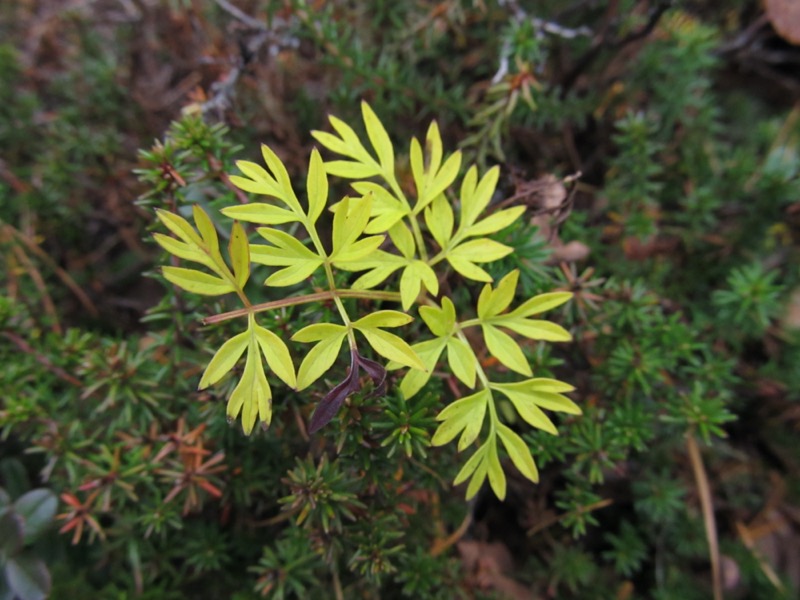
top-left (202, 290), bottom-right (402, 325)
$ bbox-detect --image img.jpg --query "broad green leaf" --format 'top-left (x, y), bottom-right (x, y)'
top-left (228, 221), bottom-right (250, 287)
top-left (162, 267), bottom-right (234, 295)
top-left (329, 114), bottom-right (374, 163)
top-left (153, 233), bottom-right (210, 266)
top-left (453, 444), bottom-right (488, 486)
top-left (486, 442), bottom-right (507, 500)
top-left (449, 238), bottom-right (514, 262)
top-left (352, 310), bottom-right (413, 330)
top-left (156, 209), bottom-right (203, 246)
top-left (5, 554), bottom-right (51, 600)
top-left (425, 121), bottom-right (444, 175)
top-left (524, 391), bottom-right (581, 414)
top-left (482, 324), bottom-right (532, 376)
top-left (325, 160), bottom-right (380, 179)
top-left (446, 337), bottom-right (477, 388)
top-left (357, 328), bottom-right (425, 370)
top-left (465, 457), bottom-right (488, 500)
top-left (447, 256), bottom-right (492, 282)
top-left (306, 149), bottom-right (327, 224)
top-left (362, 101), bottom-right (394, 172)
top-left (227, 341), bottom-right (272, 434)
top-left (198, 331), bottom-right (249, 389)
top-left (14, 489), bottom-right (57, 544)
top-left (388, 221), bottom-right (415, 260)
top-left (509, 291), bottom-right (573, 318)
top-left (458, 399), bottom-right (485, 451)
top-left (498, 424), bottom-right (538, 482)
top-left (424, 195), bottom-right (454, 250)
top-left (409, 137), bottom-right (425, 197)
top-left (398, 338), bottom-right (446, 399)
top-left (466, 206), bottom-right (526, 237)
top-left (501, 319), bottom-right (572, 342)
top-left (295, 332), bottom-right (348, 390)
top-left (292, 323), bottom-right (348, 343)
top-left (477, 270), bottom-right (519, 320)
top-left (221, 203), bottom-right (299, 225)
top-left (254, 325), bottom-right (297, 388)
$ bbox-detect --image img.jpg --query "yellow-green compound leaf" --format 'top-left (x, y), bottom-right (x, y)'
top-left (486, 442), bottom-right (507, 500)
top-left (453, 444), bottom-right (488, 486)
top-left (155, 209), bottom-right (203, 247)
top-left (417, 152), bottom-right (461, 214)
top-left (324, 160), bottom-right (380, 179)
top-left (254, 325), bottom-right (296, 389)
top-left (388, 221), bottom-right (416, 260)
top-left (352, 182), bottom-right (408, 234)
top-left (491, 379), bottom-right (580, 415)
top-left (482, 324), bottom-right (532, 376)
top-left (465, 453), bottom-right (489, 500)
top-left (399, 260), bottom-right (439, 311)
top-left (432, 388), bottom-right (489, 447)
top-left (424, 194), bottom-right (454, 250)
top-left (490, 382), bottom-right (559, 435)
top-left (508, 291), bottom-right (574, 318)
top-left (230, 160), bottom-right (282, 198)
top-left (198, 331), bottom-right (249, 389)
top-left (153, 233), bottom-right (211, 267)
top-left (449, 238), bottom-right (514, 263)
top-left (348, 252), bottom-right (405, 289)
top-left (465, 206), bottom-right (526, 237)
top-left (331, 235), bottom-right (385, 265)
top-left (419, 297), bottom-right (457, 337)
top-left (228, 221), bottom-right (250, 288)
top-left (306, 148), bottom-right (328, 224)
top-left (331, 195), bottom-right (373, 260)
top-left (352, 310), bottom-right (413, 330)
top-left (501, 319), bottom-right (572, 342)
top-left (251, 229), bottom-right (323, 287)
top-left (356, 327), bottom-right (425, 371)
top-left (447, 256), bottom-right (492, 282)
top-left (446, 337), bottom-right (477, 388)
top-left (397, 338), bottom-right (447, 400)
top-left (227, 340), bottom-right (272, 435)
top-left (193, 205), bottom-right (221, 260)
top-left (260, 144), bottom-right (302, 213)
top-left (362, 101), bottom-right (394, 172)
top-left (477, 270), bottom-right (519, 320)
top-left (221, 203), bottom-right (299, 226)
top-left (162, 266), bottom-right (235, 296)
top-left (497, 423), bottom-right (539, 483)
top-left (292, 324), bottom-right (348, 390)
top-left (459, 165), bottom-right (500, 229)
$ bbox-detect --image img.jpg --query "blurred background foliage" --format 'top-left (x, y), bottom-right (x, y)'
top-left (1, 0), bottom-right (799, 598)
